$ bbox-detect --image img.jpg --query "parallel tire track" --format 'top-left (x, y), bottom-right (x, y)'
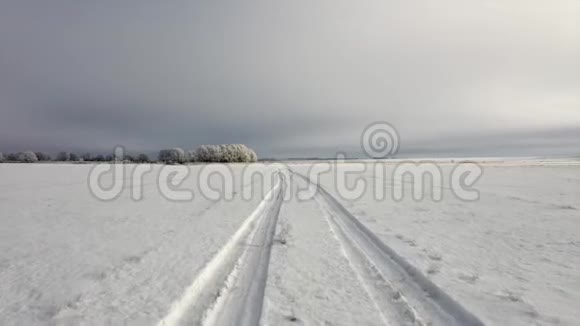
top-left (292, 171), bottom-right (484, 326)
top-left (158, 172), bottom-right (286, 326)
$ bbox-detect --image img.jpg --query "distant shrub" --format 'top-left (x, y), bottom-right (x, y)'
top-left (56, 152), bottom-right (71, 161)
top-left (112, 151), bottom-right (126, 162)
top-left (123, 154), bottom-right (134, 162)
top-left (34, 152), bottom-right (51, 161)
top-left (81, 153), bottom-right (94, 161)
top-left (159, 148), bottom-right (186, 164)
top-left (17, 151), bottom-right (38, 163)
top-left (135, 153), bottom-right (149, 163)
top-left (0, 152), bottom-right (4, 162)
top-left (70, 153), bottom-right (80, 161)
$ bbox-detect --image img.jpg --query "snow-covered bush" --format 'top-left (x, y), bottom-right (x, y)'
top-left (17, 151), bottom-right (38, 163)
top-left (194, 144), bottom-right (258, 163)
top-left (247, 148), bottom-right (258, 162)
top-left (158, 148), bottom-right (186, 164)
top-left (195, 145), bottom-right (220, 162)
top-left (56, 152), bottom-right (71, 161)
top-left (220, 144), bottom-right (237, 162)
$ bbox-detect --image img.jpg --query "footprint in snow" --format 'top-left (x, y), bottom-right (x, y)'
top-left (427, 253), bottom-right (443, 261)
top-left (426, 264), bottom-right (440, 275)
top-left (497, 289), bottom-right (522, 302)
top-left (555, 204), bottom-right (576, 210)
top-left (458, 272), bottom-right (479, 284)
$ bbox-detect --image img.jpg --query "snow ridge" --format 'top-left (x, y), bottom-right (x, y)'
top-left (158, 172), bottom-right (285, 326)
top-left (292, 171), bottom-right (484, 326)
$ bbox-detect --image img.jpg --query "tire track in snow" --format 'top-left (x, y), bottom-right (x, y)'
top-left (292, 171), bottom-right (484, 326)
top-left (158, 172), bottom-right (286, 326)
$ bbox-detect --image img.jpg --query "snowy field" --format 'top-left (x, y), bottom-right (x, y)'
top-left (0, 160), bottom-right (579, 325)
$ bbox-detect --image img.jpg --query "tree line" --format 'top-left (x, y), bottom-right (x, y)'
top-left (0, 144), bottom-right (258, 164)
top-left (158, 144), bottom-right (257, 163)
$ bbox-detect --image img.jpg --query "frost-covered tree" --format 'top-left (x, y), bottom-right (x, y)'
top-left (226, 144), bottom-right (257, 162)
top-left (69, 153), bottom-right (80, 161)
top-left (158, 148), bottom-right (186, 164)
top-left (194, 144), bottom-right (258, 163)
top-left (208, 145), bottom-right (223, 162)
top-left (195, 145), bottom-right (210, 162)
top-left (195, 145), bottom-right (220, 162)
top-left (34, 152), bottom-right (51, 161)
top-left (17, 151), bottom-right (38, 163)
top-left (247, 148), bottom-right (258, 162)
top-left (187, 150), bottom-right (197, 163)
top-left (220, 144), bottom-right (236, 162)
top-left (236, 144), bottom-right (254, 162)
top-left (82, 153), bottom-right (93, 161)
top-left (56, 151), bottom-right (71, 161)
top-left (6, 153), bottom-right (18, 161)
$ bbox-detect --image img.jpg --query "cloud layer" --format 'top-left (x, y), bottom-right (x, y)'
top-left (1, 0), bottom-right (578, 157)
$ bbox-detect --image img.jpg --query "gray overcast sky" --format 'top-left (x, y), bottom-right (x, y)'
top-left (0, 0), bottom-right (578, 158)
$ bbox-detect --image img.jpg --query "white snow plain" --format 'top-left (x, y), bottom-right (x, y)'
top-left (0, 159), bottom-right (578, 325)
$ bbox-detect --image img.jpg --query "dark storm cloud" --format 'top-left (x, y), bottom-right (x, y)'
top-left (0, 0), bottom-right (578, 157)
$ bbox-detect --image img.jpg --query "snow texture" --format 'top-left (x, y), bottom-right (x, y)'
top-left (0, 158), bottom-right (578, 325)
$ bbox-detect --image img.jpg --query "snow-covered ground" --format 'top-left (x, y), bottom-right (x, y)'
top-left (0, 160), bottom-right (578, 325)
